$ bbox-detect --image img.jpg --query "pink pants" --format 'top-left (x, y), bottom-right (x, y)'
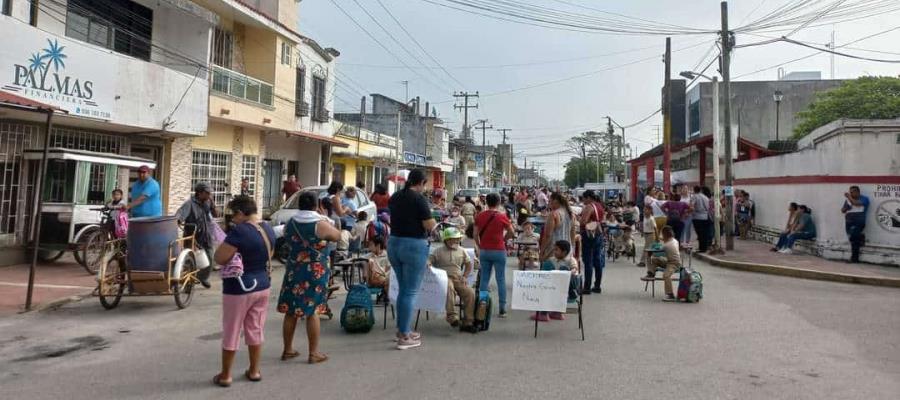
top-left (222, 289), bottom-right (270, 351)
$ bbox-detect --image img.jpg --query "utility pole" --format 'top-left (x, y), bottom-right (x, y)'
top-left (453, 91), bottom-right (478, 188)
top-left (394, 110), bottom-right (401, 184)
top-left (606, 117), bottom-right (615, 182)
top-left (662, 37), bottom-right (672, 193)
top-left (720, 1), bottom-right (736, 251)
top-left (497, 128), bottom-right (512, 184)
top-left (476, 119), bottom-right (493, 187)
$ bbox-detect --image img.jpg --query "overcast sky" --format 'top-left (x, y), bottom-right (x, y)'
top-left (298, 0), bottom-right (900, 179)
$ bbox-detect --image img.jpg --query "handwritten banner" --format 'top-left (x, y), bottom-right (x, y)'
top-left (511, 270), bottom-right (570, 313)
top-left (388, 266), bottom-right (449, 313)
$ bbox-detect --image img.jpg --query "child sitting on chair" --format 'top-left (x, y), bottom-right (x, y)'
top-left (641, 226), bottom-right (681, 302)
top-left (516, 221), bottom-right (541, 270)
top-left (428, 227), bottom-right (477, 333)
top-left (532, 240), bottom-right (581, 322)
top-left (365, 236), bottom-right (390, 301)
top-left (349, 211), bottom-right (368, 254)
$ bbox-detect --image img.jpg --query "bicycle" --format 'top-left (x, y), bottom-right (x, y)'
top-left (78, 206), bottom-right (125, 275)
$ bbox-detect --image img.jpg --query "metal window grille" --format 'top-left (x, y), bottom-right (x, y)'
top-left (311, 76), bottom-right (329, 122)
top-left (295, 67), bottom-right (309, 116)
top-left (191, 150), bottom-right (231, 207)
top-left (0, 123), bottom-right (37, 246)
top-left (212, 27), bottom-right (233, 69)
top-left (241, 155), bottom-right (257, 196)
top-left (49, 128), bottom-right (126, 154)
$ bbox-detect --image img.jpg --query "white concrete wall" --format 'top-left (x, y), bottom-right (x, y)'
top-left (263, 133), bottom-right (322, 187)
top-left (734, 120), bottom-right (900, 265)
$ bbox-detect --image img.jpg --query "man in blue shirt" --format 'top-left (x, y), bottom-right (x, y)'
top-left (841, 185), bottom-right (870, 263)
top-left (128, 165), bottom-right (162, 218)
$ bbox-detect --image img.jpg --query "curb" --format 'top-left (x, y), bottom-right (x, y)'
top-left (23, 290), bottom-right (94, 314)
top-left (694, 253), bottom-right (900, 289)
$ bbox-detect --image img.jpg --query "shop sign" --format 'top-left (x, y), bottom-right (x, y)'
top-left (873, 184), bottom-right (900, 233)
top-left (1, 19), bottom-right (114, 119)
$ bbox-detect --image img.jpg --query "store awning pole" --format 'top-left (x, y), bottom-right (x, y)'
top-left (25, 110), bottom-right (54, 311)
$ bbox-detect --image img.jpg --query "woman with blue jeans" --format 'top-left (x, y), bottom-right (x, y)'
top-left (387, 170), bottom-right (436, 350)
top-left (579, 190), bottom-right (606, 294)
top-left (475, 193), bottom-right (516, 318)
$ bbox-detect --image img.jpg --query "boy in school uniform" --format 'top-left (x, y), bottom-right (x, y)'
top-left (428, 227), bottom-right (478, 333)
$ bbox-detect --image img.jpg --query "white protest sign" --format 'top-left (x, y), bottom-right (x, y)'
top-left (388, 267), bottom-right (449, 313)
top-left (511, 270), bottom-right (570, 313)
top-left (464, 248), bottom-right (478, 287)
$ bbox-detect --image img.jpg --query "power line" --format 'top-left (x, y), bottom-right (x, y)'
top-left (373, 0), bottom-right (467, 88)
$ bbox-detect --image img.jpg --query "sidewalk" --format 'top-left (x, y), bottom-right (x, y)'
top-left (0, 254), bottom-right (96, 316)
top-left (695, 239), bottom-right (900, 288)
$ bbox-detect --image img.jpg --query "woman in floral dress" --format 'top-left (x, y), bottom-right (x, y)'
top-left (278, 191), bottom-right (340, 364)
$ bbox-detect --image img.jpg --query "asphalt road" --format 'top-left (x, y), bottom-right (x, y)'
top-left (1, 251), bottom-right (898, 400)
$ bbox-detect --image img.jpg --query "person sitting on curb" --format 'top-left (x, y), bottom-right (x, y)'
top-left (772, 203), bottom-right (800, 252)
top-left (775, 205), bottom-right (817, 254)
top-left (641, 226), bottom-right (681, 302)
top-left (428, 227), bottom-right (478, 333)
top-left (533, 240), bottom-right (581, 322)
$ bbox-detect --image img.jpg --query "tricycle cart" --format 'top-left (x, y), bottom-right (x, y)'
top-left (23, 148), bottom-right (156, 274)
top-left (94, 217), bottom-right (201, 310)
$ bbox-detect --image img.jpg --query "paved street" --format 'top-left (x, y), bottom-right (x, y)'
top-left (1, 252), bottom-right (898, 400)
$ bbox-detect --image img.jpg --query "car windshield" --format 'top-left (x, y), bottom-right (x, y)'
top-left (283, 188), bottom-right (327, 209)
top-left (479, 188), bottom-right (492, 195)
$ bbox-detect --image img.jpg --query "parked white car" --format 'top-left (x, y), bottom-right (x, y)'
top-left (269, 185), bottom-right (376, 227)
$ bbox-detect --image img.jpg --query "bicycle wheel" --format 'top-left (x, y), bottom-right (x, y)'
top-left (36, 248), bottom-right (66, 263)
top-left (173, 253), bottom-right (196, 309)
top-left (80, 230), bottom-right (108, 275)
top-left (74, 227), bottom-right (101, 269)
top-left (98, 256), bottom-right (125, 310)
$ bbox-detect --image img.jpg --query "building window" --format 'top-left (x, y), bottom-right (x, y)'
top-left (311, 76), bottom-right (328, 122)
top-left (281, 42), bottom-right (292, 65)
top-left (191, 150), bottom-right (231, 207)
top-left (332, 163), bottom-right (345, 184)
top-left (319, 146), bottom-right (328, 185)
top-left (295, 67), bottom-right (309, 116)
top-left (212, 27), bottom-right (233, 69)
top-left (689, 100), bottom-right (701, 137)
top-left (2, 0), bottom-right (11, 16)
top-left (241, 155), bottom-right (257, 196)
top-left (65, 0), bottom-right (153, 61)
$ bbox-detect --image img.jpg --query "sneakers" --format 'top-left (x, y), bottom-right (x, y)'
top-left (448, 318), bottom-right (460, 328)
top-left (396, 335), bottom-right (422, 350)
top-left (778, 248), bottom-right (793, 254)
top-left (637, 262), bottom-right (646, 267)
top-left (530, 313), bottom-right (550, 322)
top-left (662, 294), bottom-right (677, 302)
top-left (549, 312), bottom-right (565, 320)
top-left (460, 324), bottom-right (478, 334)
top-left (591, 287), bottom-right (602, 293)
top-left (498, 310), bottom-right (508, 318)
top-left (581, 289), bottom-right (592, 295)
top-left (393, 331), bottom-right (421, 342)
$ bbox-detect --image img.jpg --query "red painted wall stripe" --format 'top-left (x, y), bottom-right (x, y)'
top-left (735, 175), bottom-right (900, 185)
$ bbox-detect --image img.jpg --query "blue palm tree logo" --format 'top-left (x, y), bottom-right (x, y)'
top-left (42, 39), bottom-right (67, 71)
top-left (27, 53), bottom-right (46, 73)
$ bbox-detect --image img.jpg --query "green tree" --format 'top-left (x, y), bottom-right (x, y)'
top-left (564, 157), bottom-right (604, 188)
top-left (794, 76), bottom-right (900, 138)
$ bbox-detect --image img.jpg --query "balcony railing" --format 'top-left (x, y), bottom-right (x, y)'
top-left (295, 101), bottom-right (310, 117)
top-left (211, 65), bottom-right (274, 107)
top-left (312, 107), bottom-right (330, 123)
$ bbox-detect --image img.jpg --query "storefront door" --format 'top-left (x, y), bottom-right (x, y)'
top-left (263, 159), bottom-right (282, 209)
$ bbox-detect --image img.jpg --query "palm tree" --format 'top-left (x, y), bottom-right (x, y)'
top-left (38, 39), bottom-right (67, 86)
top-left (42, 39), bottom-right (67, 71)
top-left (27, 53), bottom-right (46, 73)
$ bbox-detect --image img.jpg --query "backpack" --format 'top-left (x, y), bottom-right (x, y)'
top-left (677, 268), bottom-right (703, 303)
top-left (114, 211), bottom-right (129, 238)
top-left (473, 290), bottom-right (492, 331)
top-left (340, 284), bottom-right (375, 333)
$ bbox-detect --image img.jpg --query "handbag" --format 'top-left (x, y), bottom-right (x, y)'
top-left (584, 204), bottom-right (602, 236)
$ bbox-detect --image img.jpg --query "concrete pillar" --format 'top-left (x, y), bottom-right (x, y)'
top-left (630, 163), bottom-right (638, 200)
top-left (166, 137), bottom-right (194, 215)
top-left (646, 158), bottom-right (655, 189)
top-left (698, 145), bottom-right (707, 187)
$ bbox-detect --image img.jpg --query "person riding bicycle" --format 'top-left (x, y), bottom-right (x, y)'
top-left (175, 182), bottom-right (219, 289)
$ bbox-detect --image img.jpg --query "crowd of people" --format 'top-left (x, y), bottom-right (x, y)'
top-left (127, 164), bottom-right (865, 387)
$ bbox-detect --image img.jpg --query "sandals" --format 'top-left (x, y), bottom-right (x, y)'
top-left (244, 370), bottom-right (262, 382)
top-left (308, 352), bottom-right (329, 364)
top-left (280, 350), bottom-right (301, 361)
top-left (212, 374), bottom-right (231, 387)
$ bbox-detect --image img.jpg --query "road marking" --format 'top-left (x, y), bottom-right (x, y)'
top-left (0, 282), bottom-right (95, 290)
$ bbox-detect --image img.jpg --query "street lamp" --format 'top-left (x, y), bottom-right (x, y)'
top-left (773, 90), bottom-right (784, 141)
top-left (680, 70), bottom-right (726, 254)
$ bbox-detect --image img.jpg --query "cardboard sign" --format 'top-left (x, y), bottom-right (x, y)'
top-left (511, 270), bottom-right (570, 313)
top-left (388, 267), bottom-right (449, 313)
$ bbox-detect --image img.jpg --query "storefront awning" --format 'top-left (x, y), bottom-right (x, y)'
top-left (287, 131), bottom-right (349, 148)
top-left (0, 90), bottom-right (63, 112)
